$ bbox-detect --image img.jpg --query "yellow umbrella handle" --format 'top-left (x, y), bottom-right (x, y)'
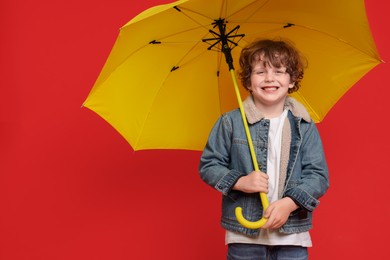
top-left (230, 69), bottom-right (269, 229)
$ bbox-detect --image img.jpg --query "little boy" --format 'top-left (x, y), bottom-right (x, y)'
top-left (199, 39), bottom-right (329, 259)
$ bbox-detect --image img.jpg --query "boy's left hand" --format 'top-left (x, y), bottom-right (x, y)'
top-left (261, 197), bottom-right (299, 229)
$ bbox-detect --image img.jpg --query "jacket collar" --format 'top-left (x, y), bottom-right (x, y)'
top-left (243, 95), bottom-right (312, 124)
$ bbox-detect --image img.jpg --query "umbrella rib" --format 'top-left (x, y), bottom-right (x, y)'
top-left (294, 91), bottom-right (321, 122)
top-left (225, 0), bottom-right (271, 21)
top-left (151, 26), bottom-right (206, 44)
top-left (235, 20), bottom-right (381, 60)
top-left (296, 24), bottom-right (381, 59)
top-left (166, 37), bottom-right (211, 69)
top-left (176, 6), bottom-right (215, 27)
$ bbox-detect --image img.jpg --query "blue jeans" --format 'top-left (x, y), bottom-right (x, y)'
top-left (227, 243), bottom-right (308, 260)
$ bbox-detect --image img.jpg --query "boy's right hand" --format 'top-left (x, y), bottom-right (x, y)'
top-left (232, 171), bottom-right (269, 193)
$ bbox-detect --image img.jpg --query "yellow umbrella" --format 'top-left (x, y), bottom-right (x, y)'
top-left (83, 0), bottom-right (382, 229)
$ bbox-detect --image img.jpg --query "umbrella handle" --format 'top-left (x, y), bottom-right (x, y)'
top-left (235, 192), bottom-right (269, 229)
top-left (230, 69), bottom-right (269, 229)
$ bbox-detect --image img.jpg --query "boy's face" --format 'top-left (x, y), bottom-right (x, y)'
top-left (248, 59), bottom-right (294, 108)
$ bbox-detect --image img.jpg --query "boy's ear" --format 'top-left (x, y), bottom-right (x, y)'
top-left (289, 82), bottom-right (295, 89)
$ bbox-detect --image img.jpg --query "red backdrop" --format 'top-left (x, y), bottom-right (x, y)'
top-left (1, 0), bottom-right (389, 259)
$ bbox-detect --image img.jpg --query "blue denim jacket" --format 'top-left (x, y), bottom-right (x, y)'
top-left (199, 96), bottom-right (329, 237)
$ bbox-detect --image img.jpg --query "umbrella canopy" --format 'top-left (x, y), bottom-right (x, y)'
top-left (83, 0), bottom-right (382, 151)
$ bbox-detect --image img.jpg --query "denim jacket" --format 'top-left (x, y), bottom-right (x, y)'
top-left (199, 96), bottom-right (329, 237)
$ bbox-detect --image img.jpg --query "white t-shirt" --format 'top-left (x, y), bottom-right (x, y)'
top-left (226, 109), bottom-right (312, 247)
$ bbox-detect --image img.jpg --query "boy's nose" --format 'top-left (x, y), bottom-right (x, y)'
top-left (264, 72), bottom-right (275, 82)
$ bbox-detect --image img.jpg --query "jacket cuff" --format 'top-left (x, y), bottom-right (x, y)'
top-left (284, 188), bottom-right (319, 212)
top-left (215, 170), bottom-right (244, 195)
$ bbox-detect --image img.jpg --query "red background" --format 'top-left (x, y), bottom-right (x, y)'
top-left (1, 0), bottom-right (389, 259)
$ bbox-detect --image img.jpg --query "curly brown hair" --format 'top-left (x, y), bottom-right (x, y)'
top-left (238, 39), bottom-right (306, 94)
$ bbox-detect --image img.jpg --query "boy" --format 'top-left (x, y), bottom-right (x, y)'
top-left (199, 39), bottom-right (329, 259)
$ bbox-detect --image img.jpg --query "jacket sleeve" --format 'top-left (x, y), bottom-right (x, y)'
top-left (283, 121), bottom-right (330, 212)
top-left (198, 114), bottom-right (245, 195)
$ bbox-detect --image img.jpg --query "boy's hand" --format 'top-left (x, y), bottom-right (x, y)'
top-left (232, 171), bottom-right (269, 193)
top-left (261, 197), bottom-right (299, 229)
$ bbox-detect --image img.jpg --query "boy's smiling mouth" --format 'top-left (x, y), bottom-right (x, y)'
top-left (261, 86), bottom-right (279, 91)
